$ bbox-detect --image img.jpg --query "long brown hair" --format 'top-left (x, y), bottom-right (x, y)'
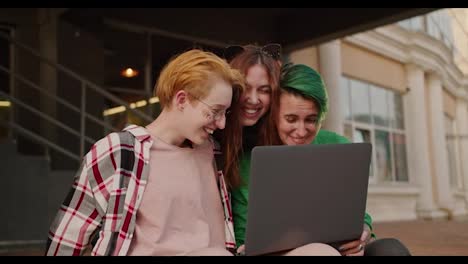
top-left (215, 86), bottom-right (244, 189)
top-left (221, 44), bottom-right (282, 189)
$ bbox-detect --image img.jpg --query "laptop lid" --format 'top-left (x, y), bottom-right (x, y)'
top-left (244, 143), bottom-right (372, 256)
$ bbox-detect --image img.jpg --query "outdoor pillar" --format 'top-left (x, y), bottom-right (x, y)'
top-left (404, 64), bottom-right (439, 218)
top-left (427, 73), bottom-right (453, 213)
top-left (145, 32), bottom-right (153, 117)
top-left (318, 40), bottom-right (344, 135)
top-left (455, 99), bottom-right (468, 204)
top-left (39, 8), bottom-right (58, 157)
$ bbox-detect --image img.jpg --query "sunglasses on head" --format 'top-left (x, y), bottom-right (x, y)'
top-left (223, 43), bottom-right (282, 62)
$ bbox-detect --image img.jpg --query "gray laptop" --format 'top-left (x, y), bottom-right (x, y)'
top-left (244, 143), bottom-right (372, 256)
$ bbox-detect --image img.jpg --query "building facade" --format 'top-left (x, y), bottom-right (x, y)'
top-left (287, 9), bottom-right (468, 221)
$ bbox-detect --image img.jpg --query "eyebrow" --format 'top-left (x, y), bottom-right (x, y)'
top-left (246, 84), bottom-right (271, 89)
top-left (284, 113), bottom-right (318, 117)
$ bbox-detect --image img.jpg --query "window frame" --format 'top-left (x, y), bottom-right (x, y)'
top-left (342, 75), bottom-right (409, 184)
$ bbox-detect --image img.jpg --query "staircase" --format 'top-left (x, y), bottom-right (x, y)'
top-left (0, 30), bottom-right (153, 249)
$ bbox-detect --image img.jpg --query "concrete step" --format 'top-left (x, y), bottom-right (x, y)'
top-left (0, 139), bottom-right (17, 161)
top-left (0, 138), bottom-right (80, 245)
top-left (48, 170), bottom-right (76, 226)
top-left (2, 155), bottom-right (50, 242)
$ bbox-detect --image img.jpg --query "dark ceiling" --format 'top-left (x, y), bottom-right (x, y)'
top-left (60, 8), bottom-right (438, 99)
top-left (62, 8), bottom-right (437, 49)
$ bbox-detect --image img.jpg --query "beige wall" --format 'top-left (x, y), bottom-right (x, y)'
top-left (443, 89), bottom-right (456, 119)
top-left (288, 47), bottom-right (319, 72)
top-left (341, 42), bottom-right (406, 92)
top-left (450, 8), bottom-right (468, 75)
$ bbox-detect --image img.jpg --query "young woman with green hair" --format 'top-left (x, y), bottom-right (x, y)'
top-left (272, 63), bottom-right (410, 256)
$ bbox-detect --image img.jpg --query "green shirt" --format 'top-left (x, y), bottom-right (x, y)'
top-left (231, 129), bottom-right (374, 247)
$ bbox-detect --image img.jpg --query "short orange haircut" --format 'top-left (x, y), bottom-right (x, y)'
top-left (155, 49), bottom-right (244, 108)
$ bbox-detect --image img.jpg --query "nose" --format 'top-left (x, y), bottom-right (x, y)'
top-left (246, 88), bottom-right (259, 104)
top-left (215, 114), bottom-right (226, 130)
top-left (295, 122), bottom-right (308, 137)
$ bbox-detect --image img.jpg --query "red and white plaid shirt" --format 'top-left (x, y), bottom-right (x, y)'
top-left (46, 125), bottom-right (236, 255)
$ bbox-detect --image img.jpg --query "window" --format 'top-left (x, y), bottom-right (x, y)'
top-left (398, 16), bottom-right (424, 31)
top-left (426, 10), bottom-right (455, 52)
top-left (342, 76), bottom-right (409, 183)
top-left (398, 10), bottom-right (456, 59)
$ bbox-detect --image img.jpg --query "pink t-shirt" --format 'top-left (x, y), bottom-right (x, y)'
top-left (127, 137), bottom-right (225, 256)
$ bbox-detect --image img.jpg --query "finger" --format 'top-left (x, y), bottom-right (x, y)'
top-left (346, 249), bottom-right (365, 257)
top-left (339, 240), bottom-right (361, 252)
top-left (344, 244), bottom-right (364, 256)
top-left (237, 244), bottom-right (245, 254)
top-left (341, 247), bottom-right (360, 256)
top-left (361, 224), bottom-right (372, 241)
top-left (360, 230), bottom-right (370, 242)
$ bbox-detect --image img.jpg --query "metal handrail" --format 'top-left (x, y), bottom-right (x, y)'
top-left (0, 30), bottom-right (154, 162)
top-left (0, 31), bottom-right (153, 123)
top-left (0, 91), bottom-right (95, 145)
top-left (0, 64), bottom-right (117, 133)
top-left (0, 121), bottom-right (81, 162)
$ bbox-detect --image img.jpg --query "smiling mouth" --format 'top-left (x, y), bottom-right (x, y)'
top-left (204, 127), bottom-right (214, 134)
top-left (242, 107), bottom-right (261, 117)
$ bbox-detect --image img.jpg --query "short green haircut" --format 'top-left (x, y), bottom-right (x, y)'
top-left (280, 63), bottom-right (328, 122)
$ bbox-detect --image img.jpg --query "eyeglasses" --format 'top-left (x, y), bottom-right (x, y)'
top-left (223, 43), bottom-right (282, 62)
top-left (191, 95), bottom-right (231, 121)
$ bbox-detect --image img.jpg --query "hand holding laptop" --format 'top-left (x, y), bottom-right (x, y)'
top-left (338, 224), bottom-right (372, 256)
top-left (236, 244), bottom-right (246, 256)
